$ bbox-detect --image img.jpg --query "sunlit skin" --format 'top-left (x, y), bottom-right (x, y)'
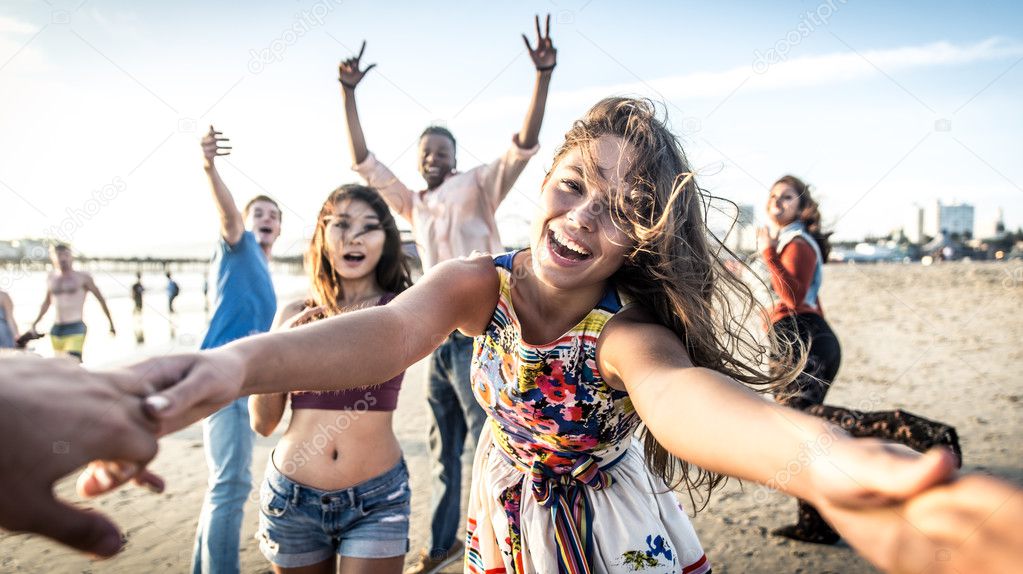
top-left (201, 125), bottom-right (282, 258)
top-left (760, 182), bottom-right (803, 249)
top-left (50, 247), bottom-right (73, 273)
top-left (340, 13), bottom-right (556, 218)
top-left (268, 199), bottom-right (393, 487)
top-left (530, 135), bottom-right (635, 291)
top-left (766, 182), bottom-right (801, 228)
top-left (418, 134), bottom-right (456, 190)
top-left (323, 198), bottom-right (386, 288)
top-left (248, 197), bottom-right (399, 573)
top-left (29, 246), bottom-right (116, 341)
top-left (510, 136), bottom-right (636, 346)
top-left (332, 18), bottom-right (557, 568)
top-left (79, 99), bottom-right (1023, 573)
top-left (244, 200), bottom-right (282, 253)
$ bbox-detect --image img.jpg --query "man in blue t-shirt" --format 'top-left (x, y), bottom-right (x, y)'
top-left (193, 125), bottom-right (280, 574)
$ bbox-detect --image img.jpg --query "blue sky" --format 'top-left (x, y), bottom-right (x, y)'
top-left (1, 0), bottom-right (1021, 256)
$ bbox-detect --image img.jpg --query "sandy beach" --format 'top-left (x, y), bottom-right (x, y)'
top-left (1, 261), bottom-right (1020, 573)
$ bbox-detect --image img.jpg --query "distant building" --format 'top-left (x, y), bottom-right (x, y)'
top-left (0, 241), bottom-right (18, 260)
top-left (0, 239), bottom-right (53, 261)
top-left (977, 207), bottom-right (1005, 240)
top-left (904, 204), bottom-right (925, 243)
top-left (925, 200), bottom-right (974, 240)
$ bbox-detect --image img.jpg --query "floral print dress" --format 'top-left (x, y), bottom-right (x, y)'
top-left (464, 251), bottom-right (711, 574)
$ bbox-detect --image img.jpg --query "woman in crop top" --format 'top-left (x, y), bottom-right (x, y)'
top-left (248, 184), bottom-right (414, 574)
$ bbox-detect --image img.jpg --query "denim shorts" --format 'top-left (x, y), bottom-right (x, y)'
top-left (256, 455), bottom-right (411, 566)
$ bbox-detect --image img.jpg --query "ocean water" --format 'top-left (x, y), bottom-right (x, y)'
top-left (0, 267), bottom-right (309, 367)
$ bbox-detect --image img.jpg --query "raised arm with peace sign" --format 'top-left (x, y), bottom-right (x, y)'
top-left (517, 13), bottom-right (558, 149)
top-left (523, 13), bottom-right (557, 71)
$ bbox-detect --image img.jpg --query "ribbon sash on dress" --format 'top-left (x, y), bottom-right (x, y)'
top-left (529, 453), bottom-right (623, 574)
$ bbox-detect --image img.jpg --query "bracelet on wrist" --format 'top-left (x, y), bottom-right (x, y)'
top-left (536, 64), bottom-right (556, 72)
top-left (339, 80), bottom-right (358, 90)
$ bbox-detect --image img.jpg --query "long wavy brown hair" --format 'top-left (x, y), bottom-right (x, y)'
top-left (305, 184), bottom-right (412, 316)
top-left (551, 97), bottom-right (802, 510)
top-left (772, 174), bottom-right (833, 262)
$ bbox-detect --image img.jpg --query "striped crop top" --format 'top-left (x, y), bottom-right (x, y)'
top-left (289, 293), bottom-right (404, 412)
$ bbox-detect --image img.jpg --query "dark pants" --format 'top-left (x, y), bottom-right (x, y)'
top-left (426, 331), bottom-right (486, 555)
top-left (770, 314), bottom-right (960, 544)
top-left (772, 313), bottom-right (842, 411)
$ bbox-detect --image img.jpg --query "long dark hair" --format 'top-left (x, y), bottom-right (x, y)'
top-left (773, 175), bottom-right (832, 262)
top-left (305, 184), bottom-right (412, 315)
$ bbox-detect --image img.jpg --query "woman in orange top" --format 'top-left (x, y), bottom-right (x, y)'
top-left (760, 175), bottom-right (838, 410)
top-left (761, 175), bottom-right (961, 545)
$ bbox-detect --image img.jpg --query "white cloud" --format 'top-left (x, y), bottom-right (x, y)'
top-left (88, 6), bottom-right (142, 40)
top-left (451, 37), bottom-right (1023, 121)
top-left (0, 29), bottom-right (47, 74)
top-left (0, 15), bottom-right (38, 35)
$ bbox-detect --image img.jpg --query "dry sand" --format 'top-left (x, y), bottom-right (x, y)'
top-left (1, 261), bottom-right (1020, 573)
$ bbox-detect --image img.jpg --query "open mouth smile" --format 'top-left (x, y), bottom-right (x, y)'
top-left (342, 253), bottom-right (366, 263)
top-left (547, 228), bottom-right (592, 264)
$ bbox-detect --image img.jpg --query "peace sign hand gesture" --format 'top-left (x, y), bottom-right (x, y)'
top-left (523, 14), bottom-right (557, 72)
top-left (339, 41), bottom-right (377, 90)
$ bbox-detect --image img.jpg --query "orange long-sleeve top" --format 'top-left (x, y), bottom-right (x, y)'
top-left (762, 237), bottom-right (824, 324)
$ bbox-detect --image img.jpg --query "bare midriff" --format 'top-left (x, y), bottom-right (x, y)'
top-left (49, 272), bottom-right (87, 324)
top-left (271, 408), bottom-right (401, 490)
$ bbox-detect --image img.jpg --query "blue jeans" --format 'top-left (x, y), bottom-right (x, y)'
top-left (257, 457), bottom-right (411, 566)
top-left (426, 331), bottom-right (485, 555)
top-left (192, 397), bottom-right (254, 574)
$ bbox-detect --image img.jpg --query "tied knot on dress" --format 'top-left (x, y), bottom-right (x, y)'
top-left (529, 454), bottom-right (616, 574)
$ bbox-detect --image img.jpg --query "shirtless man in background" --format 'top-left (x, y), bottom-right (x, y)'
top-left (28, 244), bottom-right (115, 362)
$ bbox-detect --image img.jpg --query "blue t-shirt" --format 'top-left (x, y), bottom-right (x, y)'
top-left (200, 231), bottom-right (277, 350)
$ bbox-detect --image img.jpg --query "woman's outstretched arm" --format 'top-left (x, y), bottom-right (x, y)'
top-left (77, 256), bottom-right (497, 499)
top-left (125, 255), bottom-right (499, 433)
top-left (599, 310), bottom-right (859, 495)
top-left (599, 310), bottom-right (1022, 573)
top-left (247, 300), bottom-right (311, 436)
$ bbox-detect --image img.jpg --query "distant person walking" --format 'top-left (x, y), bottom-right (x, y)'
top-left (131, 272), bottom-right (146, 344)
top-left (27, 244), bottom-right (116, 362)
top-left (131, 272), bottom-right (145, 314)
top-left (191, 125), bottom-right (281, 574)
top-left (0, 289), bottom-right (19, 349)
top-left (166, 271), bottom-right (180, 313)
top-left (760, 175), bottom-right (961, 545)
